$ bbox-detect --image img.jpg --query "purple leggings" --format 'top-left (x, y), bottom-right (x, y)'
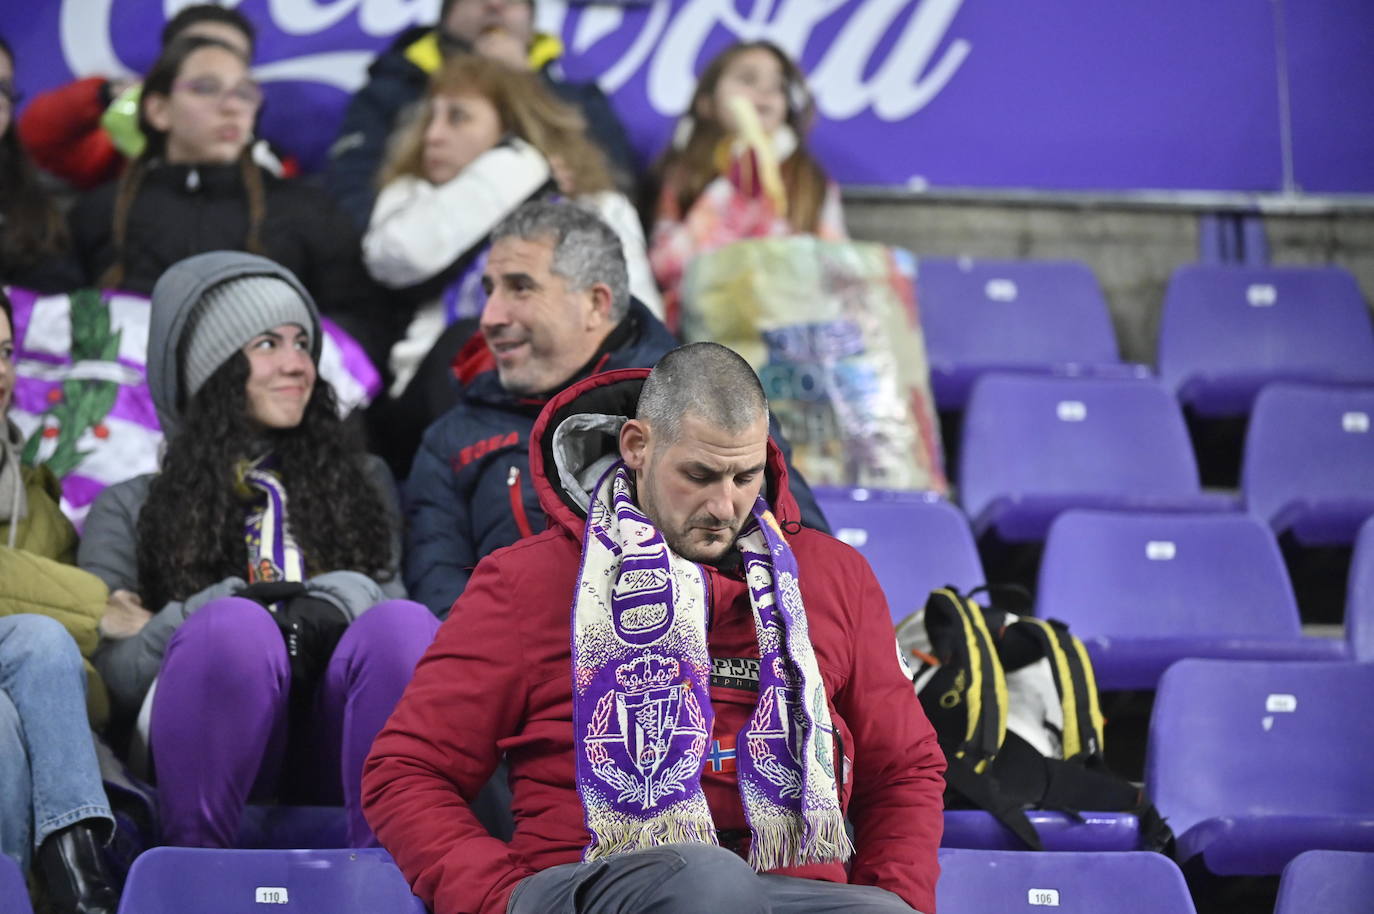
top-left (150, 597), bottom-right (439, 848)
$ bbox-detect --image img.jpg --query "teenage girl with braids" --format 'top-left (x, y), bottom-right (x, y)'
top-left (77, 252), bottom-right (438, 848)
top-left (648, 41), bottom-right (847, 331)
top-left (67, 37), bottom-right (387, 359)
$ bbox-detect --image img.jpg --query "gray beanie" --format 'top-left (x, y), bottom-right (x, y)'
top-left (181, 275), bottom-right (315, 398)
top-left (148, 252), bottom-right (322, 439)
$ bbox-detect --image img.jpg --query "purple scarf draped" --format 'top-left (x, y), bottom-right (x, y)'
top-left (572, 462), bottom-right (852, 870)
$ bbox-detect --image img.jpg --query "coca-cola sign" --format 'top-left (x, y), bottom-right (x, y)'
top-left (9, 0), bottom-right (1373, 192)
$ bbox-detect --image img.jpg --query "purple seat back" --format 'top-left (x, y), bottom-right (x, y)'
top-left (0, 853), bottom-right (34, 914)
top-left (1275, 850), bottom-right (1374, 914)
top-left (1242, 383), bottom-right (1374, 544)
top-left (942, 810), bottom-right (1140, 852)
top-left (814, 487), bottom-right (983, 622)
top-left (960, 374), bottom-right (1202, 531)
top-left (1147, 660), bottom-right (1374, 869)
top-left (917, 257), bottom-right (1121, 408)
top-left (1158, 265), bottom-right (1374, 416)
top-left (1350, 516), bottom-right (1374, 661)
top-left (1037, 511), bottom-right (1301, 638)
top-left (1036, 511), bottom-right (1339, 689)
top-left (936, 850), bottom-right (1196, 914)
top-left (116, 847), bottom-right (427, 914)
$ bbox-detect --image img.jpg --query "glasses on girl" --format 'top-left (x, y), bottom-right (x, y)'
top-left (175, 76), bottom-right (263, 108)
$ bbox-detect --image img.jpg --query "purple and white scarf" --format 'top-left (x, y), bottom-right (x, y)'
top-left (238, 456), bottom-right (305, 586)
top-left (573, 462), bottom-right (852, 870)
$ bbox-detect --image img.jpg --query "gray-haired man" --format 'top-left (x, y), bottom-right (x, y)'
top-left (403, 201), bottom-right (827, 618)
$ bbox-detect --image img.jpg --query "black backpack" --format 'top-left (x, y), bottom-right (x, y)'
top-left (897, 586), bottom-right (1173, 853)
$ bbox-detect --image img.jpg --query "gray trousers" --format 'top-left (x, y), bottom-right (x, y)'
top-left (507, 843), bottom-right (923, 914)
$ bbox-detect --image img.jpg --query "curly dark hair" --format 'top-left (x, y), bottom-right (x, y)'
top-left (135, 352), bottom-right (396, 609)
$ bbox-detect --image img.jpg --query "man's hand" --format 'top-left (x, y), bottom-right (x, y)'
top-left (100, 589), bottom-right (152, 640)
top-left (474, 29), bottom-right (529, 70)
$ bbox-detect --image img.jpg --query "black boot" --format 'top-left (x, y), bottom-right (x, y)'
top-left (36, 821), bottom-right (121, 914)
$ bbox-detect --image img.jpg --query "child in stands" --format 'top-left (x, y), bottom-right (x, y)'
top-left (649, 41), bottom-right (847, 330)
top-left (67, 37), bottom-right (386, 365)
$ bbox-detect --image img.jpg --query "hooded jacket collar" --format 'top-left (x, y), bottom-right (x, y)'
top-left (527, 367), bottom-right (803, 542)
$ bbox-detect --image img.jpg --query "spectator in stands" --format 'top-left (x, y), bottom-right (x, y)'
top-left (0, 37), bottom-right (83, 292)
top-left (365, 342), bottom-right (945, 914)
top-left (0, 290), bottom-right (122, 914)
top-left (402, 201), bottom-right (826, 617)
top-left (327, 0), bottom-right (636, 230)
top-left (66, 37), bottom-right (387, 365)
top-left (650, 41), bottom-right (846, 330)
top-left (400, 201), bottom-right (675, 613)
top-left (17, 4), bottom-right (271, 191)
top-left (363, 54), bottom-right (660, 446)
top-left (77, 252), bottom-right (438, 849)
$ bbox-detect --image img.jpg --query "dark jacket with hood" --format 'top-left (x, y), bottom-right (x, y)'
top-left (402, 301), bottom-right (828, 616)
top-left (324, 25), bottom-right (637, 230)
top-left (78, 252), bottom-right (406, 718)
top-left (365, 367), bottom-right (946, 914)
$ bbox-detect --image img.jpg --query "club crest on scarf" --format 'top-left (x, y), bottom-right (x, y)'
top-left (573, 461), bottom-right (853, 870)
top-left (585, 654), bottom-right (709, 810)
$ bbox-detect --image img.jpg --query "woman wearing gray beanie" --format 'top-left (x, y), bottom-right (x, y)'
top-left (77, 251), bottom-right (439, 849)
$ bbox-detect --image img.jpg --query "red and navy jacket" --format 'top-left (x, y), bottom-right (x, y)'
top-left (366, 368), bottom-right (945, 914)
top-left (401, 300), bottom-right (828, 617)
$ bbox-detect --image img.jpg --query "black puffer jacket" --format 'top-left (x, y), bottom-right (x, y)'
top-left (68, 162), bottom-right (390, 356)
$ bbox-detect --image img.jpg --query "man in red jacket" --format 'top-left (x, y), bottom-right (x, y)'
top-left (364, 343), bottom-right (945, 914)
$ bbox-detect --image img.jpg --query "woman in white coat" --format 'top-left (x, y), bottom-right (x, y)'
top-left (364, 54), bottom-right (661, 405)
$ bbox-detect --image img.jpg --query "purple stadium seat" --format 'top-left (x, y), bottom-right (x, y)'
top-left (1242, 383), bottom-right (1374, 545)
top-left (116, 847), bottom-right (426, 914)
top-left (1274, 850), bottom-right (1374, 914)
top-left (0, 852), bottom-right (34, 914)
top-left (813, 487), bottom-right (984, 622)
top-left (959, 374), bottom-right (1237, 541)
top-left (942, 811), bottom-right (1140, 853)
top-left (916, 257), bottom-right (1130, 410)
top-left (1157, 265), bottom-right (1374, 417)
top-left (1147, 659), bottom-right (1374, 876)
top-left (1349, 516), bottom-right (1374, 661)
top-left (936, 849), bottom-right (1197, 914)
top-left (1036, 511), bottom-right (1347, 690)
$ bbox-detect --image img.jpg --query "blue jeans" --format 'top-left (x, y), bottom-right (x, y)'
top-left (507, 844), bottom-right (922, 914)
top-left (0, 615), bottom-right (113, 871)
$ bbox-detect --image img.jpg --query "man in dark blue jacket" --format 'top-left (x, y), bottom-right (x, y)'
top-left (325, 0), bottom-right (636, 230)
top-left (403, 202), bottom-right (827, 617)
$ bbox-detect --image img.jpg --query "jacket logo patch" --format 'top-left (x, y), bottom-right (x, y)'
top-left (453, 432), bottom-right (520, 469)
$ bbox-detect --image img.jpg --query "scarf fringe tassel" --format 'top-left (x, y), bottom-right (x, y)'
top-left (747, 812), bottom-right (855, 872)
top-left (587, 816), bottom-right (722, 862)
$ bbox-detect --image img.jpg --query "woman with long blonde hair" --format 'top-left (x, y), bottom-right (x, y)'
top-left (650, 41), bottom-right (847, 330)
top-left (364, 54), bottom-right (661, 405)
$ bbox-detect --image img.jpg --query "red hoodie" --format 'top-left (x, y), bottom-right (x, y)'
top-left (363, 369), bottom-right (945, 914)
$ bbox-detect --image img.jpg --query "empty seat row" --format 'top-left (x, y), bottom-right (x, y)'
top-left (919, 258), bottom-right (1374, 417)
top-left (816, 488), bottom-right (1374, 676)
top-left (958, 373), bottom-right (1374, 547)
top-left (5, 841), bottom-right (1369, 914)
top-left (937, 846), bottom-right (1374, 914)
